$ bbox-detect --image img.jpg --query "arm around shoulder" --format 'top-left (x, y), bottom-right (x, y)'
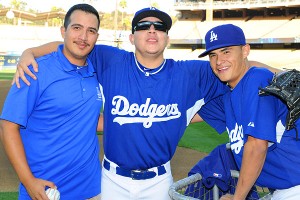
top-left (29, 41), bottom-right (62, 58)
top-left (14, 41), bottom-right (63, 88)
top-left (249, 60), bottom-right (282, 73)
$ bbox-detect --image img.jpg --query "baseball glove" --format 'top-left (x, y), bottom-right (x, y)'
top-left (259, 69), bottom-right (300, 131)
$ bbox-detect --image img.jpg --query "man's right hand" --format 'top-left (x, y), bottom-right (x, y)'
top-left (13, 49), bottom-right (39, 88)
top-left (24, 177), bottom-right (56, 200)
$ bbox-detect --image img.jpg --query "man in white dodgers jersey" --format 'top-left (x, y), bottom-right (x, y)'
top-left (198, 24), bottom-right (300, 200)
top-left (14, 7), bottom-right (279, 200)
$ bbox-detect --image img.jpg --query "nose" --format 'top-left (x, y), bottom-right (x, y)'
top-left (79, 30), bottom-right (88, 40)
top-left (215, 54), bottom-right (223, 66)
top-left (148, 24), bottom-right (156, 32)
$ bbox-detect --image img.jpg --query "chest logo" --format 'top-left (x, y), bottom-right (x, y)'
top-left (111, 96), bottom-right (181, 128)
top-left (227, 123), bottom-right (244, 154)
top-left (96, 86), bottom-right (102, 101)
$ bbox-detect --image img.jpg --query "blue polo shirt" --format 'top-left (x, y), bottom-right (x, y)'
top-left (1, 45), bottom-right (102, 199)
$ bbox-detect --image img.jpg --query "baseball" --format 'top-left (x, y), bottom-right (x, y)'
top-left (45, 188), bottom-right (60, 200)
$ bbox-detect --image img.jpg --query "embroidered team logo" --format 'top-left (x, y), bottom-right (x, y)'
top-left (227, 123), bottom-right (244, 154)
top-left (111, 95), bottom-right (181, 128)
top-left (210, 31), bottom-right (218, 42)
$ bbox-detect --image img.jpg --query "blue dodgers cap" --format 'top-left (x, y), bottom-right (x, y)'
top-left (198, 24), bottom-right (246, 58)
top-left (132, 7), bottom-right (172, 34)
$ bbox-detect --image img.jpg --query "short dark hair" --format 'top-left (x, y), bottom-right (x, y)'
top-left (64, 4), bottom-right (100, 29)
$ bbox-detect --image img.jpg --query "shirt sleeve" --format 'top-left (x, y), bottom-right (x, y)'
top-left (198, 95), bottom-right (227, 134)
top-left (88, 44), bottom-right (128, 84)
top-left (0, 69), bottom-right (39, 128)
top-left (197, 61), bottom-right (229, 102)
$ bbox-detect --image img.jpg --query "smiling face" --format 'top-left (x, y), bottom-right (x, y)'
top-left (208, 44), bottom-right (250, 88)
top-left (129, 16), bottom-right (169, 59)
top-left (61, 10), bottom-right (99, 66)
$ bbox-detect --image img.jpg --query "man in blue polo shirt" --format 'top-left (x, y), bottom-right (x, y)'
top-left (0, 4), bottom-right (103, 199)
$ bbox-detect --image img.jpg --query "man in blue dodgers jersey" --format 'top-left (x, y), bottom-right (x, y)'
top-left (14, 7), bottom-right (278, 200)
top-left (0, 4), bottom-right (103, 200)
top-left (198, 24), bottom-right (300, 200)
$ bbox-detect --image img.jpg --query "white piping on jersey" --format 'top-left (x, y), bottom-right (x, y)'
top-left (276, 120), bottom-right (285, 143)
top-left (186, 99), bottom-right (205, 126)
top-left (134, 54), bottom-right (166, 76)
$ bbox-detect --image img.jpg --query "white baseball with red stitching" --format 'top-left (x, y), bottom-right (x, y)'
top-left (45, 188), bottom-right (60, 200)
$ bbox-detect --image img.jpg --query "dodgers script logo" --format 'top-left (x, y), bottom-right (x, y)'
top-left (227, 123), bottom-right (244, 154)
top-left (111, 95), bottom-right (181, 128)
top-left (210, 31), bottom-right (218, 42)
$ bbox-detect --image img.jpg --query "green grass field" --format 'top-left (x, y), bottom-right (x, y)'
top-left (0, 71), bottom-right (14, 80)
top-left (179, 122), bottom-right (228, 153)
top-left (0, 192), bottom-right (18, 199)
top-left (0, 71), bottom-right (229, 199)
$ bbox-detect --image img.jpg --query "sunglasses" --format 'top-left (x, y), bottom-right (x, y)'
top-left (134, 21), bottom-right (168, 33)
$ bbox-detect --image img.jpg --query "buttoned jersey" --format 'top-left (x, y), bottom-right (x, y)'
top-left (200, 67), bottom-right (300, 189)
top-left (88, 44), bottom-right (228, 170)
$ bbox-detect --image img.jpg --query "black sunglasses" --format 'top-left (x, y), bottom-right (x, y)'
top-left (134, 21), bottom-right (168, 33)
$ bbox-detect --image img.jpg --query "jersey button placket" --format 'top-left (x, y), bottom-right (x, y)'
top-left (80, 77), bottom-right (86, 98)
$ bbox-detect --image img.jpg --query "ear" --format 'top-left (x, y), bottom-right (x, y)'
top-left (60, 26), bottom-right (66, 38)
top-left (242, 44), bottom-right (250, 58)
top-left (166, 35), bottom-right (170, 47)
top-left (129, 33), bottom-right (134, 45)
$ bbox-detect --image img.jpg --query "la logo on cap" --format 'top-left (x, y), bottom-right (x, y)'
top-left (210, 31), bottom-right (218, 42)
